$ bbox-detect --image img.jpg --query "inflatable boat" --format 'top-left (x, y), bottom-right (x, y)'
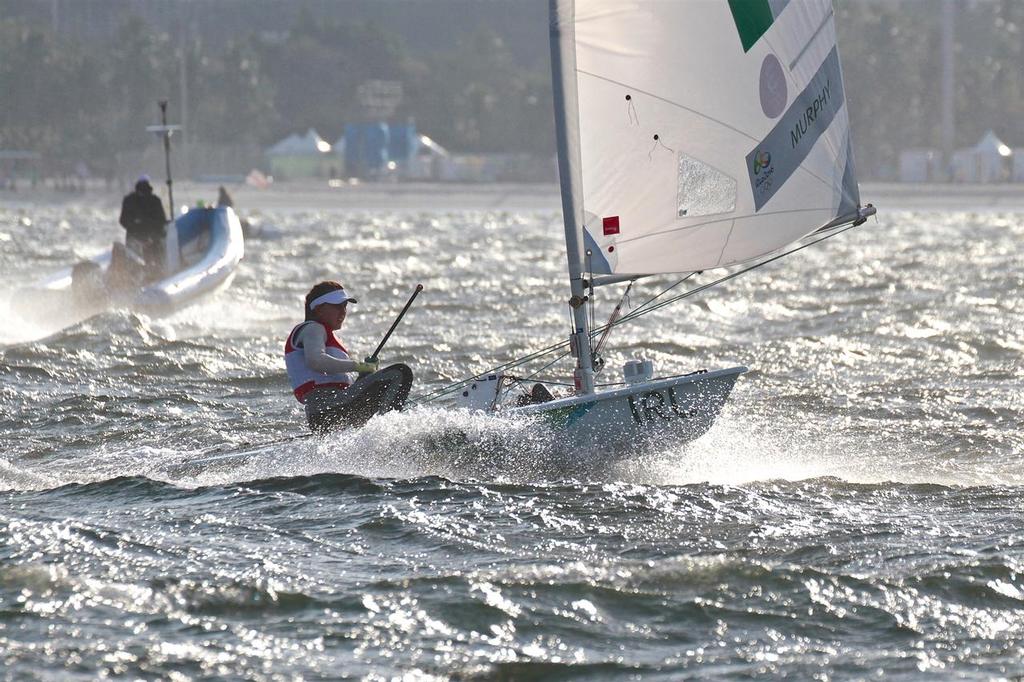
top-left (12, 205), bottom-right (244, 326)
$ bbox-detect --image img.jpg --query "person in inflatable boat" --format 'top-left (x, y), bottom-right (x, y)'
top-left (285, 281), bottom-right (414, 432)
top-left (118, 174), bottom-right (167, 279)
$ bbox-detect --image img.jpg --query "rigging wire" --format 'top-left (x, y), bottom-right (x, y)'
top-left (585, 249), bottom-right (597, 348)
top-left (516, 349), bottom-right (572, 385)
top-left (593, 278), bottom-right (637, 357)
top-left (409, 335), bottom-right (572, 405)
top-left (611, 221), bottom-right (861, 328)
top-left (411, 219), bottom-right (863, 405)
top-left (623, 271), bottom-right (697, 325)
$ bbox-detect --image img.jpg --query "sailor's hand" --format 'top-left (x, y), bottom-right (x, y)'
top-left (354, 359), bottom-right (379, 376)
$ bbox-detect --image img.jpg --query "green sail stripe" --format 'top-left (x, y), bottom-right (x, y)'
top-left (728, 0), bottom-right (775, 52)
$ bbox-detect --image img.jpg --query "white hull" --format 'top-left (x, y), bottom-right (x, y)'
top-left (12, 206), bottom-right (244, 325)
top-left (164, 368), bottom-right (745, 476)
top-left (508, 366), bottom-right (746, 454)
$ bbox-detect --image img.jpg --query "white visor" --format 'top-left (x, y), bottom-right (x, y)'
top-left (309, 289), bottom-right (357, 310)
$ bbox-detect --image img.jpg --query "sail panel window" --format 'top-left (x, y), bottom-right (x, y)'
top-left (677, 153), bottom-right (737, 217)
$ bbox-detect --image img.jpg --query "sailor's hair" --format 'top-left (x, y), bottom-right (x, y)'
top-left (304, 281), bottom-right (344, 320)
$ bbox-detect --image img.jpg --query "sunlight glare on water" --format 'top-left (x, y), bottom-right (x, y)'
top-left (1, 187), bottom-right (1022, 678)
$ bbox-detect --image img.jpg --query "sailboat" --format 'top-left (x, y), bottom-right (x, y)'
top-left (177, 0), bottom-right (877, 474)
top-left (446, 0), bottom-right (875, 453)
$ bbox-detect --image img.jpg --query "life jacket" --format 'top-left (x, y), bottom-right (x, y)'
top-left (284, 321), bottom-right (353, 403)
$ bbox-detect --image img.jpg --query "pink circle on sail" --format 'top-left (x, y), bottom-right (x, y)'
top-left (759, 54), bottom-right (787, 119)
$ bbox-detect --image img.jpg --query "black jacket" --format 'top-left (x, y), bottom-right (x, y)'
top-left (119, 185), bottom-right (167, 240)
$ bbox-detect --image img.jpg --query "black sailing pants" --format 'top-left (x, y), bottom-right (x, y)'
top-left (304, 363), bottom-right (414, 433)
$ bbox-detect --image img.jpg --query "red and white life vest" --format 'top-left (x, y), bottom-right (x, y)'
top-left (284, 321), bottom-right (354, 403)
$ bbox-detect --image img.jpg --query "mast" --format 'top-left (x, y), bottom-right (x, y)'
top-left (549, 0), bottom-right (596, 395)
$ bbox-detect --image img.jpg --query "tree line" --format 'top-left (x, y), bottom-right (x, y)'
top-left (0, 0), bottom-right (1022, 180)
top-left (0, 6), bottom-right (552, 180)
top-left (836, 0), bottom-right (1024, 178)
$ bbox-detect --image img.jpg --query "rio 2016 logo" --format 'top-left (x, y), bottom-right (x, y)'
top-left (753, 150), bottom-right (772, 175)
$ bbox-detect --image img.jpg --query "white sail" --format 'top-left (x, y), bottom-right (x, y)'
top-left (552, 0), bottom-right (862, 276)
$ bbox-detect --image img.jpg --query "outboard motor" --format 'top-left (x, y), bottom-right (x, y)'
top-left (70, 261), bottom-right (106, 304)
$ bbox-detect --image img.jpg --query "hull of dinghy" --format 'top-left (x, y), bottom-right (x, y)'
top-left (509, 366), bottom-right (746, 454)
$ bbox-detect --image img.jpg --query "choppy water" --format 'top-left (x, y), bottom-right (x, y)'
top-left (1, 188), bottom-right (1022, 678)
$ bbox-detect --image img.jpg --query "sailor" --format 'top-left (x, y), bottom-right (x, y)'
top-left (216, 185), bottom-right (234, 208)
top-left (285, 281), bottom-right (414, 432)
top-left (118, 174), bottom-right (168, 279)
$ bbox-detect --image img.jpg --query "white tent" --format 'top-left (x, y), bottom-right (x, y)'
top-left (265, 129), bottom-right (333, 179)
top-left (267, 129), bottom-right (331, 157)
top-left (976, 130), bottom-right (1012, 158)
top-left (952, 130), bottom-right (1012, 183)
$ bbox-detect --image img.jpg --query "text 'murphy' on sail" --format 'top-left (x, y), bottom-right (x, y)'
top-left (552, 0), bottom-right (861, 277)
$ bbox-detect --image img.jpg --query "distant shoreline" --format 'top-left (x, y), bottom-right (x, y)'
top-left (1, 180), bottom-right (1022, 212)
top-left (858, 182), bottom-right (1024, 211)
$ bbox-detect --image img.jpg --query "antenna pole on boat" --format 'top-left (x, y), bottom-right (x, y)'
top-left (549, 0), bottom-right (596, 395)
top-left (146, 102), bottom-right (181, 218)
top-left (159, 100), bottom-right (174, 216)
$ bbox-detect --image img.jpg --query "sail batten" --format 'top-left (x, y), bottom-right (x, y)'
top-left (553, 0), bottom-right (864, 277)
